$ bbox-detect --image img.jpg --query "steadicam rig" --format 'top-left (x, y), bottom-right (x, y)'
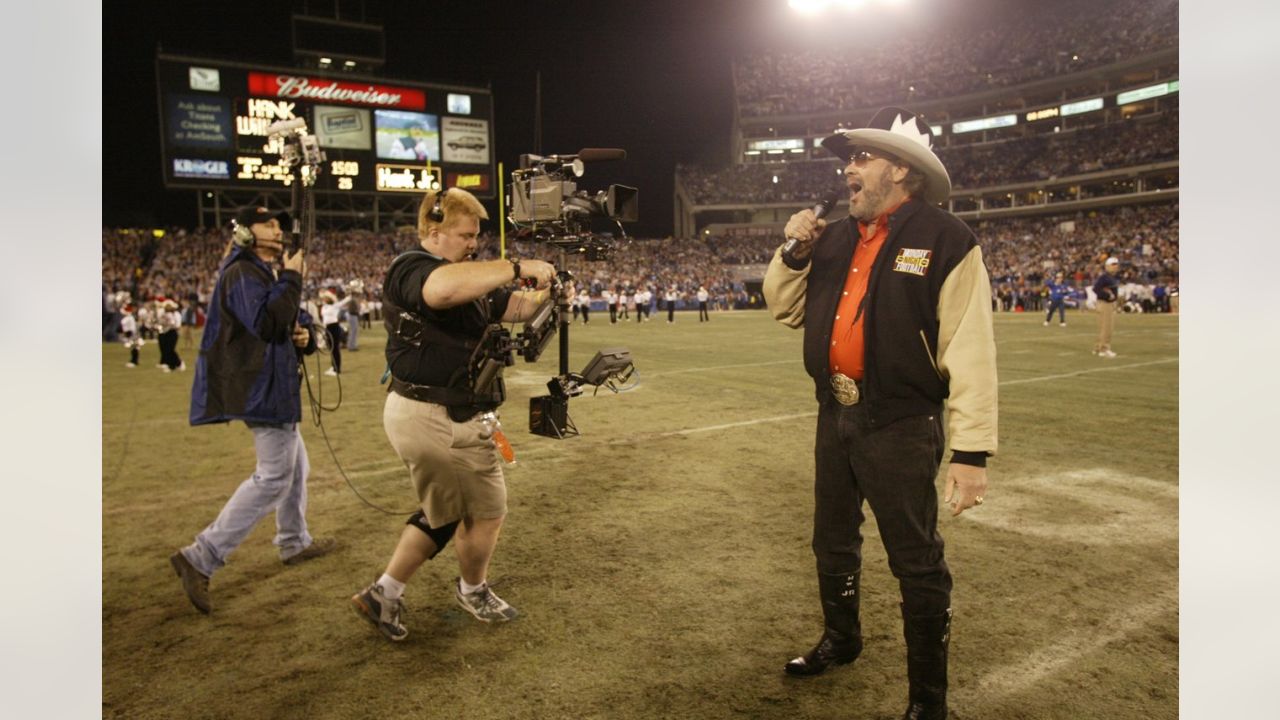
top-left (466, 267), bottom-right (638, 440)
top-left (507, 148), bottom-right (639, 261)
top-left (531, 347), bottom-right (637, 439)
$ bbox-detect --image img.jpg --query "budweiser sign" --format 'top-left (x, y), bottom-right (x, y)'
top-left (247, 72), bottom-right (425, 110)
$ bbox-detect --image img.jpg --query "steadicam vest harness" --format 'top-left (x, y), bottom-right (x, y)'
top-left (382, 249), bottom-right (505, 415)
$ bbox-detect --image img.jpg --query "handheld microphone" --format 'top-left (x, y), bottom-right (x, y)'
top-left (781, 193), bottom-right (839, 255)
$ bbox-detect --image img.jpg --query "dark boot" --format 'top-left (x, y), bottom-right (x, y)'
top-left (784, 571), bottom-right (862, 676)
top-left (900, 605), bottom-right (951, 719)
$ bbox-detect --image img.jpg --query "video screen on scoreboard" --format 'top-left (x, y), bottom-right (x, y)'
top-left (314, 105), bottom-right (372, 150)
top-left (156, 56), bottom-right (495, 197)
top-left (374, 110), bottom-right (439, 162)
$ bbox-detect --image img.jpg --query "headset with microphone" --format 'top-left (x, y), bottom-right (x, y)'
top-left (426, 187), bottom-right (449, 223)
top-left (231, 220), bottom-right (256, 248)
top-left (231, 207), bottom-right (290, 249)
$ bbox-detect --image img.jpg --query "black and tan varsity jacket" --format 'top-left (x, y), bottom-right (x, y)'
top-left (763, 198), bottom-right (998, 464)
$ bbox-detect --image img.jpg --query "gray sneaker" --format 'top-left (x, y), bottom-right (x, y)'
top-left (454, 578), bottom-right (519, 622)
top-left (282, 537), bottom-right (338, 566)
top-left (351, 583), bottom-right (408, 641)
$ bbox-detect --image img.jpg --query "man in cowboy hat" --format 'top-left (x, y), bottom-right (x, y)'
top-left (763, 107), bottom-right (998, 720)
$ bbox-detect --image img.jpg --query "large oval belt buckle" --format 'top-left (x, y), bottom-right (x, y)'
top-left (830, 373), bottom-right (860, 406)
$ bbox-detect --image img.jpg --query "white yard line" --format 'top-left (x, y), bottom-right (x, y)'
top-left (514, 411), bottom-right (817, 458)
top-left (650, 412), bottom-right (816, 437)
top-left (999, 357), bottom-right (1176, 386)
top-left (957, 588), bottom-right (1176, 703)
top-left (645, 359), bottom-right (796, 377)
top-left (103, 358), bottom-right (1176, 435)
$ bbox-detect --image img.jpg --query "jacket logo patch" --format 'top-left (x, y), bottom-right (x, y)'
top-left (893, 248), bottom-right (932, 276)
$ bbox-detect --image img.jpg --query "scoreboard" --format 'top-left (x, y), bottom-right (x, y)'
top-left (156, 54), bottom-right (496, 198)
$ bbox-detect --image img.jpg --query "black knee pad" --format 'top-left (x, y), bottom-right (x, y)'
top-left (406, 511), bottom-right (458, 558)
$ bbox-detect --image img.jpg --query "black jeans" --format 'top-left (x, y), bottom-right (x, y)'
top-left (812, 396), bottom-right (952, 616)
top-left (325, 323), bottom-right (344, 373)
top-left (159, 329), bottom-right (181, 369)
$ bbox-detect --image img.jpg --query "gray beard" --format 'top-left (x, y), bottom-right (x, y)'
top-left (848, 166), bottom-right (893, 223)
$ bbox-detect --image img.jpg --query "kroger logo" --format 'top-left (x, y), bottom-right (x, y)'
top-left (174, 158), bottom-right (230, 179)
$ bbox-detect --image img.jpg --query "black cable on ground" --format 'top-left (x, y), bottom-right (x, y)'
top-left (301, 326), bottom-right (417, 515)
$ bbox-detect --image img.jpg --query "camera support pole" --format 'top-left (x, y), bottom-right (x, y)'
top-left (557, 248), bottom-right (570, 376)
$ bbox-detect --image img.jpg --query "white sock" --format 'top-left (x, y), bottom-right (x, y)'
top-left (459, 577), bottom-right (485, 595)
top-left (378, 573), bottom-right (406, 600)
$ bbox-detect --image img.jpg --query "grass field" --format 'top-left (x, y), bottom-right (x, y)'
top-left (101, 307), bottom-right (1178, 720)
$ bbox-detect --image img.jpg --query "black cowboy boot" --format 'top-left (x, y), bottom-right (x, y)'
top-left (784, 571), bottom-right (862, 676)
top-left (900, 605), bottom-right (952, 720)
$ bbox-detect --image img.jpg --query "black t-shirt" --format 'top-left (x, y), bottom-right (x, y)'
top-left (384, 250), bottom-right (511, 387)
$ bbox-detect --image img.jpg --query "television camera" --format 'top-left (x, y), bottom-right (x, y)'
top-left (508, 148), bottom-right (639, 261)
top-left (488, 151), bottom-right (642, 438)
top-left (266, 117), bottom-right (326, 252)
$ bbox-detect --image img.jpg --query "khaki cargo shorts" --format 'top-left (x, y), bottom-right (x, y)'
top-left (383, 391), bottom-right (507, 527)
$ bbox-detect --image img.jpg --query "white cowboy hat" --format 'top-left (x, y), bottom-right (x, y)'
top-left (821, 106), bottom-right (951, 205)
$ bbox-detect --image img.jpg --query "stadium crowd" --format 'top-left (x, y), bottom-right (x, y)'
top-left (734, 0), bottom-right (1177, 118)
top-left (678, 110), bottom-right (1177, 205)
top-left (102, 201), bottom-right (1178, 341)
top-left (979, 202), bottom-right (1179, 312)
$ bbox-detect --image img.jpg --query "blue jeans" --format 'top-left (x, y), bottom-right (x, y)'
top-left (181, 423), bottom-right (313, 576)
top-left (346, 309), bottom-right (359, 350)
top-left (1046, 299), bottom-right (1066, 323)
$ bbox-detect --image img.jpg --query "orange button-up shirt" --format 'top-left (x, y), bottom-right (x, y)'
top-left (829, 200), bottom-right (906, 380)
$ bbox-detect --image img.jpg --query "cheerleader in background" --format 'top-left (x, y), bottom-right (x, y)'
top-left (319, 289), bottom-right (349, 376)
top-left (156, 298), bottom-right (185, 372)
top-left (120, 302), bottom-right (143, 368)
top-left (137, 299), bottom-right (156, 343)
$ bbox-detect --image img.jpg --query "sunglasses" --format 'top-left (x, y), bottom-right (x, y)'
top-left (847, 149), bottom-right (895, 166)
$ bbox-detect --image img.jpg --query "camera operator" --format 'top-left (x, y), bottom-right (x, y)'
top-left (351, 187), bottom-right (571, 641)
top-left (170, 206), bottom-right (336, 615)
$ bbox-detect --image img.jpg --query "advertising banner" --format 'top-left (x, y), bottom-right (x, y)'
top-left (314, 105), bottom-right (372, 150)
top-left (166, 95), bottom-right (232, 149)
top-left (441, 117), bottom-right (490, 164)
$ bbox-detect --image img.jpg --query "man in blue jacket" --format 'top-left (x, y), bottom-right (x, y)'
top-left (1043, 271), bottom-right (1071, 327)
top-left (170, 206), bottom-right (335, 615)
top-left (1092, 257), bottom-right (1121, 358)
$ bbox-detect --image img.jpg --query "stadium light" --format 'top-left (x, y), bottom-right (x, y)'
top-left (772, 175), bottom-right (779, 184)
top-left (319, 57), bottom-right (332, 66)
top-left (789, 0), bottom-right (876, 13)
top-left (788, 0), bottom-right (826, 14)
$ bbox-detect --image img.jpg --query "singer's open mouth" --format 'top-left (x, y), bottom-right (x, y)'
top-left (849, 181), bottom-right (863, 198)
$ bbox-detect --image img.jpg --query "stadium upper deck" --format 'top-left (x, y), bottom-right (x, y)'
top-left (733, 0), bottom-right (1177, 120)
top-left (675, 0), bottom-right (1178, 235)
